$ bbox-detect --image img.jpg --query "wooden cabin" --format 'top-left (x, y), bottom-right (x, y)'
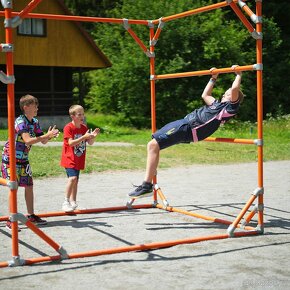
top-left (0, 0), bottom-right (111, 125)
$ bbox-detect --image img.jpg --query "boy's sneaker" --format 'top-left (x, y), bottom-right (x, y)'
top-left (62, 201), bottom-right (74, 212)
top-left (70, 202), bottom-right (78, 210)
top-left (6, 221), bottom-right (21, 232)
top-left (27, 214), bottom-right (47, 225)
top-left (128, 181), bottom-right (153, 199)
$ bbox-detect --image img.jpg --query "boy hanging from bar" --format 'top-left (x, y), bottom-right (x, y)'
top-left (129, 65), bottom-right (244, 199)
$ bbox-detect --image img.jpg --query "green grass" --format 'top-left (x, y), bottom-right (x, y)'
top-left (0, 114), bottom-right (289, 178)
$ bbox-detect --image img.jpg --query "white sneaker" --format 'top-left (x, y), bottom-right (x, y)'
top-left (62, 201), bottom-right (74, 212)
top-left (70, 202), bottom-right (78, 210)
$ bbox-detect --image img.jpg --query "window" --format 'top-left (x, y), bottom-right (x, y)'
top-left (17, 18), bottom-right (46, 37)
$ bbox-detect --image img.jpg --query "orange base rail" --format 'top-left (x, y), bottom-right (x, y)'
top-left (0, 201), bottom-right (261, 268)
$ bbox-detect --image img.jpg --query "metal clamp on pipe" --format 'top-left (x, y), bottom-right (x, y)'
top-left (0, 71), bottom-right (15, 84)
top-left (251, 30), bottom-right (263, 40)
top-left (1, 0), bottom-right (12, 9)
top-left (123, 18), bottom-right (130, 30)
top-left (0, 43), bottom-right (13, 53)
top-left (252, 187), bottom-right (264, 197)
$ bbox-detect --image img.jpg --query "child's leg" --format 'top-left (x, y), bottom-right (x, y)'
top-left (144, 139), bottom-right (160, 183)
top-left (66, 176), bottom-right (78, 201)
top-left (65, 176), bottom-right (78, 200)
top-left (25, 186), bottom-right (34, 215)
top-left (63, 168), bottom-right (80, 211)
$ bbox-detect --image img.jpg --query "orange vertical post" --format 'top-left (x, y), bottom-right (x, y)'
top-left (149, 25), bottom-right (158, 202)
top-left (3, 1), bottom-right (20, 256)
top-left (255, 0), bottom-right (264, 231)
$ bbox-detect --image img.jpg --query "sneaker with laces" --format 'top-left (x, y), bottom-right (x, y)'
top-left (6, 220), bottom-right (21, 232)
top-left (62, 201), bottom-right (74, 212)
top-left (27, 214), bottom-right (47, 225)
top-left (128, 181), bottom-right (153, 199)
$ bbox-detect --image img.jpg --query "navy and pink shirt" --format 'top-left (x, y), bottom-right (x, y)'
top-left (184, 99), bottom-right (240, 142)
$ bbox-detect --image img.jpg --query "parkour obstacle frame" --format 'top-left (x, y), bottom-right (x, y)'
top-left (0, 0), bottom-right (264, 267)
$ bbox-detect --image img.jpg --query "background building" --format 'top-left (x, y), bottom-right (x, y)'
top-left (0, 0), bottom-right (111, 128)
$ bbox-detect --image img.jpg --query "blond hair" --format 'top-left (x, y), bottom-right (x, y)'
top-left (69, 105), bottom-right (84, 116)
top-left (19, 94), bottom-right (39, 112)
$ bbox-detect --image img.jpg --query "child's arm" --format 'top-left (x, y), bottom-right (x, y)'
top-left (67, 130), bottom-right (92, 147)
top-left (230, 65), bottom-right (242, 103)
top-left (21, 126), bottom-right (59, 145)
top-left (87, 128), bottom-right (100, 145)
top-left (201, 67), bottom-right (219, 106)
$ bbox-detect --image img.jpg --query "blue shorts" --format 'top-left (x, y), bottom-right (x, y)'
top-left (152, 119), bottom-right (193, 150)
top-left (65, 168), bottom-right (80, 178)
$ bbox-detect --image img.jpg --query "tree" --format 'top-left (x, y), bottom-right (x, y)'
top-left (64, 0), bottom-right (287, 127)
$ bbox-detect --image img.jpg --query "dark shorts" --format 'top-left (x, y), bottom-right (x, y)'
top-left (152, 119), bottom-right (193, 150)
top-left (65, 168), bottom-right (80, 178)
top-left (1, 161), bottom-right (33, 187)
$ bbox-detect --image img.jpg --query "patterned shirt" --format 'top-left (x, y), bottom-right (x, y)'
top-left (2, 115), bottom-right (43, 164)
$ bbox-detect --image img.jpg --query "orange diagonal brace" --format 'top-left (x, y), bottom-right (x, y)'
top-left (18, 0), bottom-right (43, 19)
top-left (154, 64), bottom-right (255, 80)
top-left (126, 27), bottom-right (148, 54)
top-left (227, 194), bottom-right (257, 236)
top-left (239, 1), bottom-right (256, 21)
top-left (229, 1), bottom-right (255, 33)
top-left (25, 220), bottom-right (63, 253)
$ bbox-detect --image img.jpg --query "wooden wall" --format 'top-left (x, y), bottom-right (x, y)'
top-left (0, 0), bottom-right (111, 68)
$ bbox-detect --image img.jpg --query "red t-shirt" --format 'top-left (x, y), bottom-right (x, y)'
top-left (60, 122), bottom-right (88, 170)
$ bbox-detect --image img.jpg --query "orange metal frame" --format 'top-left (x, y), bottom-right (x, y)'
top-left (0, 0), bottom-right (264, 267)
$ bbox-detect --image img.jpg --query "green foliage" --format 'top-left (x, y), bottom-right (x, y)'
top-left (17, 116), bottom-right (290, 177)
top-left (0, 116), bottom-right (289, 178)
top-left (64, 0), bottom-right (289, 128)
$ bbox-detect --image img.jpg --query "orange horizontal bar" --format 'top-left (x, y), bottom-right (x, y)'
top-left (152, 1), bottom-right (236, 24)
top-left (154, 64), bottom-right (255, 80)
top-left (0, 231), bottom-right (260, 268)
top-left (0, 177), bottom-right (9, 186)
top-left (5, 231), bottom-right (259, 267)
top-left (204, 137), bottom-right (255, 145)
top-left (0, 230), bottom-right (259, 267)
top-left (0, 11), bottom-right (149, 25)
top-left (0, 204), bottom-right (154, 221)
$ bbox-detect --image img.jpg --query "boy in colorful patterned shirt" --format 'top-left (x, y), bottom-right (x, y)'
top-left (129, 65), bottom-right (244, 198)
top-left (60, 105), bottom-right (100, 212)
top-left (1, 94), bottom-right (59, 230)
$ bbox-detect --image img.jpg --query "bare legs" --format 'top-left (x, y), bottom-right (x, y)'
top-left (65, 176), bottom-right (78, 203)
top-left (25, 186), bottom-right (34, 215)
top-left (144, 139), bottom-right (160, 183)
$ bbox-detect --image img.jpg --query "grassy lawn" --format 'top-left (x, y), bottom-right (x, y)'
top-left (0, 114), bottom-right (289, 178)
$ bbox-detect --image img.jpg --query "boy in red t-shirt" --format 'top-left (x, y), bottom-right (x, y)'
top-left (60, 105), bottom-right (100, 212)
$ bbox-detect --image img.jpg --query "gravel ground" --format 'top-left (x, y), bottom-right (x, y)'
top-left (0, 161), bottom-right (289, 290)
